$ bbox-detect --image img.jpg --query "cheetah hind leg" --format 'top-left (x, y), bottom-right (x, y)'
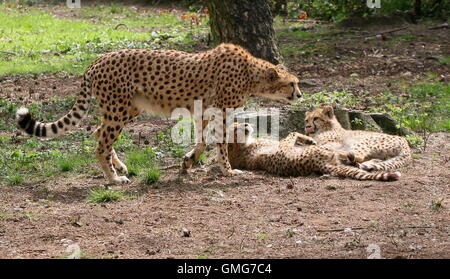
top-left (111, 149), bottom-right (128, 174)
top-left (94, 123), bottom-right (130, 184)
top-left (93, 126), bottom-right (128, 175)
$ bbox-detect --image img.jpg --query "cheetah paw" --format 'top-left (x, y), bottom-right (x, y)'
top-left (110, 176), bottom-right (130, 184)
top-left (222, 169), bottom-right (243, 176)
top-left (359, 162), bottom-right (377, 172)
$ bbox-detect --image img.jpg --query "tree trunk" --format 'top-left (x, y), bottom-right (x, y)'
top-left (414, 0), bottom-right (422, 17)
top-left (206, 0), bottom-right (282, 64)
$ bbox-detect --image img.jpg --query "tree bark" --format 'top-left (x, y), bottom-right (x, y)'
top-left (206, 0), bottom-right (282, 64)
top-left (414, 0), bottom-right (422, 17)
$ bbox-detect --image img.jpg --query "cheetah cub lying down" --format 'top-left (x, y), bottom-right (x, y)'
top-left (304, 106), bottom-right (412, 171)
top-left (227, 123), bottom-right (401, 181)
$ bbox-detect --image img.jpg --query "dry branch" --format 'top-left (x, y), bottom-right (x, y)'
top-left (344, 26), bottom-right (408, 39)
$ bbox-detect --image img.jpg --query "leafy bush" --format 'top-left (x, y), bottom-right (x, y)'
top-left (281, 0), bottom-right (449, 21)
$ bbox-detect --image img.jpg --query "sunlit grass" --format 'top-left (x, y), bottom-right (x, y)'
top-left (0, 4), bottom-right (205, 75)
top-left (86, 188), bottom-right (127, 203)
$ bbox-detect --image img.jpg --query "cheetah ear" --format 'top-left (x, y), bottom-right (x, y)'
top-left (266, 68), bottom-right (280, 82)
top-left (322, 105), bottom-right (334, 118)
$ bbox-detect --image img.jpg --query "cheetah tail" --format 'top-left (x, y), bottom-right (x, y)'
top-left (16, 75), bottom-right (92, 138)
top-left (324, 164), bottom-right (401, 181)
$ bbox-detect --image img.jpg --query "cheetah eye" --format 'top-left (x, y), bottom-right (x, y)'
top-left (313, 117), bottom-right (319, 121)
top-left (290, 82), bottom-right (294, 88)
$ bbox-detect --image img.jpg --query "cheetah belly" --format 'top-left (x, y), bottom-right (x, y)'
top-left (131, 93), bottom-right (175, 117)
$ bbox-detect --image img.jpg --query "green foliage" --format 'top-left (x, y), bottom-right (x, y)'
top-left (437, 56), bottom-right (450, 66)
top-left (140, 168), bottom-right (161, 185)
top-left (283, 0), bottom-right (449, 21)
top-left (5, 174), bottom-right (24, 186)
top-left (55, 154), bottom-right (92, 172)
top-left (293, 90), bottom-right (360, 108)
top-left (87, 188), bottom-right (127, 203)
top-left (370, 79), bottom-right (449, 150)
top-left (125, 147), bottom-right (157, 177)
top-left (405, 134), bottom-right (424, 149)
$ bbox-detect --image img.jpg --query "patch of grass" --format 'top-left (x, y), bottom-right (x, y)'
top-left (168, 145), bottom-right (187, 158)
top-left (196, 153), bottom-right (206, 165)
top-left (437, 56), bottom-right (450, 66)
top-left (86, 188), bottom-right (127, 203)
top-left (405, 135), bottom-right (424, 149)
top-left (140, 168), bottom-right (161, 185)
top-left (125, 147), bottom-right (157, 177)
top-left (114, 132), bottom-right (136, 152)
top-left (0, 5), bottom-right (206, 75)
top-left (280, 41), bottom-right (334, 58)
top-left (388, 34), bottom-right (416, 46)
top-left (55, 154), bottom-right (91, 172)
top-left (429, 199), bottom-right (444, 211)
top-left (257, 233), bottom-right (269, 240)
top-left (411, 154), bottom-right (422, 160)
top-left (370, 79), bottom-right (449, 150)
top-left (5, 174), bottom-right (24, 186)
top-left (293, 90), bottom-right (360, 109)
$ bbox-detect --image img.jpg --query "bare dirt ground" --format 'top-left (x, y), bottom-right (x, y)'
top-left (0, 132), bottom-right (448, 259)
top-left (0, 15), bottom-right (449, 258)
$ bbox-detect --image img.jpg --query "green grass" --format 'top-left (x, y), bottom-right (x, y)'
top-left (0, 4), bottom-right (206, 75)
top-left (86, 188), bottom-right (127, 203)
top-left (437, 56), bottom-right (450, 66)
top-left (429, 199), bottom-right (444, 211)
top-left (292, 90), bottom-right (360, 109)
top-left (5, 174), bottom-right (24, 186)
top-left (55, 154), bottom-right (92, 172)
top-left (125, 147), bottom-right (157, 176)
top-left (140, 168), bottom-right (161, 185)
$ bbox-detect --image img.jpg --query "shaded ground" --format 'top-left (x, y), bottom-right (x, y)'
top-left (0, 5), bottom-right (449, 258)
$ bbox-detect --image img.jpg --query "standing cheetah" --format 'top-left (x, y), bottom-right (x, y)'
top-left (304, 106), bottom-right (412, 171)
top-left (227, 123), bottom-right (401, 181)
top-left (16, 43), bottom-right (301, 184)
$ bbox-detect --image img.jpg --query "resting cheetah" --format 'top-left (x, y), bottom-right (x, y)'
top-left (304, 106), bottom-right (412, 171)
top-left (16, 43), bottom-right (301, 184)
top-left (227, 123), bottom-right (401, 181)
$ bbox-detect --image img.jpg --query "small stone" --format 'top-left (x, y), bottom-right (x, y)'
top-left (181, 228), bottom-right (191, 237)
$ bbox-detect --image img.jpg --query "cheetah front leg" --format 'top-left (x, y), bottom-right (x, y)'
top-left (280, 132), bottom-right (317, 147)
top-left (181, 120), bottom-right (209, 173)
top-left (94, 122), bottom-right (130, 184)
top-left (216, 115), bottom-right (242, 176)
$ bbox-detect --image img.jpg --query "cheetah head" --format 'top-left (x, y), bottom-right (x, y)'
top-left (304, 106), bottom-right (337, 134)
top-left (230, 122), bottom-right (254, 146)
top-left (255, 66), bottom-right (302, 103)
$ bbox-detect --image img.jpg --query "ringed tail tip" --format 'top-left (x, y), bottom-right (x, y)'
top-left (16, 107), bottom-right (30, 120)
